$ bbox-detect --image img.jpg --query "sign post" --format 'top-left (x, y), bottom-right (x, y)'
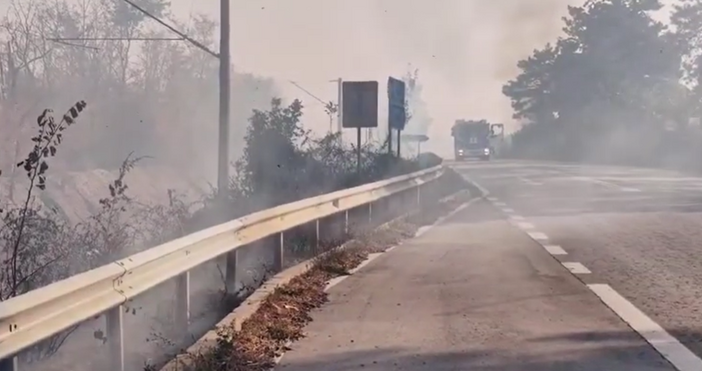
top-left (342, 81), bottom-right (379, 173)
top-left (388, 77), bottom-right (406, 156)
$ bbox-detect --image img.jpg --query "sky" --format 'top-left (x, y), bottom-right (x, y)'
top-left (182, 0), bottom-right (677, 155)
top-left (0, 0), bottom-right (678, 155)
top-left (208, 0), bottom-right (588, 153)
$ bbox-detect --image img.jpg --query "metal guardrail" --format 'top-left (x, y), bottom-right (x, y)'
top-left (0, 165), bottom-right (444, 371)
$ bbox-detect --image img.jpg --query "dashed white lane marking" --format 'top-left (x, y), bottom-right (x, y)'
top-left (527, 231), bottom-right (549, 241)
top-left (502, 208), bottom-right (515, 213)
top-left (474, 177), bottom-right (702, 370)
top-left (476, 177), bottom-right (702, 371)
top-left (494, 201), bottom-right (507, 207)
top-left (543, 244), bottom-right (567, 255)
top-left (562, 262), bottom-right (591, 274)
top-left (589, 284), bottom-right (702, 371)
top-left (516, 222), bottom-right (535, 230)
top-left (487, 197), bottom-right (498, 202)
top-left (519, 176), bottom-right (543, 186)
top-left (574, 176), bottom-right (642, 193)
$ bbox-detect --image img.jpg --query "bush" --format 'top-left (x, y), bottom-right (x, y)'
top-left (189, 98), bottom-right (435, 229)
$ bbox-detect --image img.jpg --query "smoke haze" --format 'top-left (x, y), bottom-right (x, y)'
top-left (211, 0), bottom-right (588, 155)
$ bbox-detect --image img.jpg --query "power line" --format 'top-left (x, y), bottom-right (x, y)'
top-left (46, 37), bottom-right (184, 41)
top-left (120, 0), bottom-right (218, 58)
top-left (288, 80), bottom-right (328, 105)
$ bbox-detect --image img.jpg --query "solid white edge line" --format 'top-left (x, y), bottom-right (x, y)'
top-left (543, 244), bottom-right (567, 255)
top-left (588, 284), bottom-right (702, 371)
top-left (414, 196), bottom-right (482, 237)
top-left (561, 262), bottom-right (591, 274)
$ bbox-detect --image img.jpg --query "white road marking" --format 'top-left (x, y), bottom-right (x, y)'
top-left (472, 177), bottom-right (702, 370)
top-left (502, 207), bottom-right (515, 213)
top-left (494, 202), bottom-right (507, 207)
top-left (588, 284), bottom-right (702, 371)
top-left (414, 196), bottom-right (483, 237)
top-left (573, 176), bottom-right (641, 192)
top-left (562, 262), bottom-right (591, 274)
top-left (509, 215), bottom-right (526, 221)
top-left (527, 231), bottom-right (549, 241)
top-left (543, 244), bottom-right (567, 255)
top-left (516, 222), bottom-right (535, 230)
top-left (487, 197), bottom-right (498, 202)
top-left (519, 176), bottom-right (543, 186)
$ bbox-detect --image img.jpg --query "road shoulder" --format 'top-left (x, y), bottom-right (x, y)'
top-left (276, 200), bottom-right (674, 371)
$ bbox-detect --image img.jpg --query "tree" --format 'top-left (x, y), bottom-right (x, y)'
top-left (0, 0), bottom-right (277, 183)
top-left (502, 0), bottom-right (683, 161)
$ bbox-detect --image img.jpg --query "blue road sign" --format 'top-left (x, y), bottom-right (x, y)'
top-left (388, 77), bottom-right (406, 131)
top-left (342, 81), bottom-right (378, 128)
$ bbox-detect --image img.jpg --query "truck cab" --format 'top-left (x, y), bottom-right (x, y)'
top-left (451, 120), bottom-right (504, 161)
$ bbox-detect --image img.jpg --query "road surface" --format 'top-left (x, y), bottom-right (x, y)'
top-left (276, 160), bottom-right (702, 370)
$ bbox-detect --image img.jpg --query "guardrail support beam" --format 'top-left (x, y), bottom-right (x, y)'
top-left (344, 210), bottom-right (349, 236)
top-left (368, 202), bottom-right (373, 224)
top-left (106, 306), bottom-right (125, 371)
top-left (417, 184), bottom-right (421, 206)
top-left (0, 356), bottom-right (18, 371)
top-left (224, 250), bottom-right (238, 294)
top-left (175, 271), bottom-right (191, 332)
top-left (315, 219), bottom-right (320, 254)
top-left (274, 232), bottom-right (284, 271)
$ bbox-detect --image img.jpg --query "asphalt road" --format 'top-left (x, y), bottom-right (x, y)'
top-left (276, 159), bottom-right (702, 370)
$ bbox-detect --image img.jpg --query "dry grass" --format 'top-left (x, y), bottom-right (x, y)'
top-left (181, 187), bottom-right (474, 371)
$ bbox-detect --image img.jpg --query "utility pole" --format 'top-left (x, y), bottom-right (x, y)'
top-left (59, 0), bottom-right (230, 193)
top-left (218, 0), bottom-right (231, 194)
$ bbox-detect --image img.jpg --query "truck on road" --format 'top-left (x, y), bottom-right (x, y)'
top-left (451, 119), bottom-right (504, 161)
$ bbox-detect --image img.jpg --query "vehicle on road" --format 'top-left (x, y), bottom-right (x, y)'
top-left (451, 119), bottom-right (504, 161)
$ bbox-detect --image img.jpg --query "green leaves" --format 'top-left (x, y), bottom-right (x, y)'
top-left (503, 0), bottom-right (685, 159)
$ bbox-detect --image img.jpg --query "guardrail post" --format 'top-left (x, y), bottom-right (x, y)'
top-left (175, 271), bottom-right (190, 332)
top-left (344, 210), bottom-right (349, 236)
top-left (273, 232), bottom-right (284, 271)
top-left (0, 356), bottom-right (18, 371)
top-left (106, 306), bottom-right (125, 371)
top-left (224, 250), bottom-right (238, 294)
top-left (368, 202), bottom-right (373, 225)
top-left (315, 219), bottom-right (320, 254)
top-left (417, 184), bottom-right (421, 206)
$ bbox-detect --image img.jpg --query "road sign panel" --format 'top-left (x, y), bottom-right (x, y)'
top-left (342, 81), bottom-right (378, 128)
top-left (388, 77), bottom-right (406, 130)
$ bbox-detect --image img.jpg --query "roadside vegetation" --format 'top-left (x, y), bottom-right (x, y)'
top-left (501, 0), bottom-right (702, 171)
top-left (0, 1), bottom-right (452, 369)
top-left (0, 95), bottom-right (444, 367)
